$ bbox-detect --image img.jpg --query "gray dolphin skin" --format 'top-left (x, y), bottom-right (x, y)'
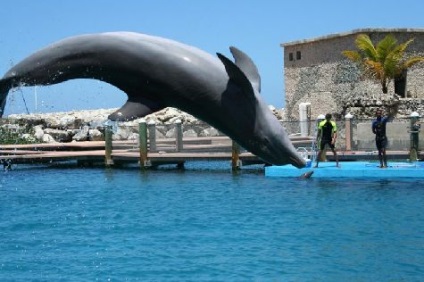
top-left (298, 170), bottom-right (314, 179)
top-left (0, 32), bottom-right (305, 167)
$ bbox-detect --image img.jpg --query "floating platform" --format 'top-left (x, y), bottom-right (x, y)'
top-left (265, 161), bottom-right (424, 178)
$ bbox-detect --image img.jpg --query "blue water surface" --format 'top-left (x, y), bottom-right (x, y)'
top-left (1, 161), bottom-right (423, 281)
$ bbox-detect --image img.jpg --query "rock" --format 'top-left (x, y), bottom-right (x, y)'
top-left (88, 129), bottom-right (103, 141)
top-left (112, 126), bottom-right (133, 141)
top-left (42, 134), bottom-right (56, 143)
top-left (153, 129), bottom-right (165, 139)
top-left (33, 125), bottom-right (45, 141)
top-left (59, 115), bottom-right (76, 127)
top-left (183, 129), bottom-right (198, 138)
top-left (44, 128), bottom-right (73, 142)
top-left (199, 127), bottom-right (220, 137)
top-left (165, 127), bottom-right (176, 138)
top-left (72, 126), bottom-right (90, 141)
top-left (127, 132), bottom-right (139, 141)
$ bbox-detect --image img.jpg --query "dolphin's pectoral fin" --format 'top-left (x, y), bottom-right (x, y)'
top-left (108, 99), bottom-right (164, 121)
top-left (229, 47), bottom-right (261, 93)
top-left (217, 53), bottom-right (255, 100)
top-left (0, 79), bottom-right (12, 117)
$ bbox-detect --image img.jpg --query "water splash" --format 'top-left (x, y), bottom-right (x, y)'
top-left (103, 119), bottom-right (118, 133)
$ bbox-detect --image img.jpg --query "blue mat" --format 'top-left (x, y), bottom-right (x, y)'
top-left (265, 161), bottom-right (424, 178)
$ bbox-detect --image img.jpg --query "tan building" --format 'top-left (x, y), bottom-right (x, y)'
top-left (281, 28), bottom-right (424, 121)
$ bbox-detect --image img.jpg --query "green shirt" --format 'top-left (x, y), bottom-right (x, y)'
top-left (318, 119), bottom-right (337, 141)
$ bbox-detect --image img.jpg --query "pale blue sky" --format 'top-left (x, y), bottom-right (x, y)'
top-left (1, 0), bottom-right (422, 115)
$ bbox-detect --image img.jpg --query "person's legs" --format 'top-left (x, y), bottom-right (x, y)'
top-left (314, 141), bottom-right (325, 168)
top-left (331, 147), bottom-right (339, 167)
top-left (314, 150), bottom-right (321, 168)
top-left (378, 150), bottom-right (384, 167)
top-left (381, 137), bottom-right (388, 168)
top-left (382, 148), bottom-right (388, 168)
top-left (376, 138), bottom-right (384, 167)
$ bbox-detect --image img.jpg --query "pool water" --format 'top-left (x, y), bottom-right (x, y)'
top-left (1, 162), bottom-right (423, 281)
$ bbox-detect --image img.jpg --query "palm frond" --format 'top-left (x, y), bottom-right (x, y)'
top-left (355, 34), bottom-right (377, 59)
top-left (341, 50), bottom-right (362, 62)
top-left (401, 57), bottom-right (424, 69)
top-left (341, 33), bottom-right (420, 94)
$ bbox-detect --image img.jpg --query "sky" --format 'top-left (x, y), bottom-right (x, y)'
top-left (0, 0), bottom-right (422, 116)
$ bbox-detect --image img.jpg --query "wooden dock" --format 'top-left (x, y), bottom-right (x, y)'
top-left (0, 137), bottom-right (264, 168)
top-left (0, 136), bottom-right (421, 169)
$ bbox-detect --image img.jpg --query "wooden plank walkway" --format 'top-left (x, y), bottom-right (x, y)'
top-left (0, 137), bottom-right (263, 167)
top-left (0, 136), bottom-right (421, 168)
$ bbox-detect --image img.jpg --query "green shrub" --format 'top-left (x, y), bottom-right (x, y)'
top-left (0, 124), bottom-right (37, 144)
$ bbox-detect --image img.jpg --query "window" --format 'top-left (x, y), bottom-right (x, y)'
top-left (296, 51), bottom-right (301, 60)
top-left (289, 53), bottom-right (294, 61)
top-left (394, 69), bottom-right (407, 98)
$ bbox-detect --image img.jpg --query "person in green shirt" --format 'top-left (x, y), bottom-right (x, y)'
top-left (314, 113), bottom-right (339, 167)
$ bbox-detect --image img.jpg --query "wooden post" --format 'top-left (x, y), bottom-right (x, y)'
top-left (147, 120), bottom-right (156, 152)
top-left (139, 119), bottom-right (151, 168)
top-left (104, 125), bottom-right (114, 166)
top-left (344, 113), bottom-right (353, 151)
top-left (175, 119), bottom-right (183, 152)
top-left (232, 140), bottom-right (241, 171)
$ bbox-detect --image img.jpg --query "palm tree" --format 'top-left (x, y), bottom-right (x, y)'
top-left (342, 34), bottom-right (424, 94)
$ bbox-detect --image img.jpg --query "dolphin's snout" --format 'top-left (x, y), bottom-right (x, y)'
top-left (290, 155), bottom-right (306, 168)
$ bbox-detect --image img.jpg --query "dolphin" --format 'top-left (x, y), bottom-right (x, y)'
top-left (298, 170), bottom-right (314, 179)
top-left (0, 32), bottom-right (305, 167)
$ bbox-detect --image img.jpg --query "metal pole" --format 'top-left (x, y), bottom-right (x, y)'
top-left (175, 119), bottom-right (183, 152)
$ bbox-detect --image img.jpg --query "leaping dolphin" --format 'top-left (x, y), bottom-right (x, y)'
top-left (0, 32), bottom-right (305, 167)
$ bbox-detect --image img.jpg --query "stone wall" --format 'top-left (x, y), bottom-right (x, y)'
top-left (282, 29), bottom-right (424, 121)
top-left (284, 61), bottom-right (424, 121)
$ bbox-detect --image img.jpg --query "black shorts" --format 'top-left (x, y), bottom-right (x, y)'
top-left (319, 139), bottom-right (335, 150)
top-left (376, 136), bottom-right (387, 150)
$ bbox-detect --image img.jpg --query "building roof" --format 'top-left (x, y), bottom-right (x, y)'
top-left (281, 28), bottom-right (424, 47)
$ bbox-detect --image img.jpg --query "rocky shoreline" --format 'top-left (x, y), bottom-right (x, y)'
top-left (2, 106), bottom-right (285, 143)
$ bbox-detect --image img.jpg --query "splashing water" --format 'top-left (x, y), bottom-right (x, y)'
top-left (103, 119), bottom-right (119, 133)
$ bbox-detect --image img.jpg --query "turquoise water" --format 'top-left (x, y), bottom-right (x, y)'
top-left (1, 162), bottom-right (424, 281)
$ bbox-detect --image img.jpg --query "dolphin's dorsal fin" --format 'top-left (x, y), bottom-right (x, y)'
top-left (217, 53), bottom-right (255, 100)
top-left (229, 47), bottom-right (261, 93)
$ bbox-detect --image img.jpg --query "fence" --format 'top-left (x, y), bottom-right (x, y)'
top-left (1, 115), bottom-right (422, 161)
top-left (294, 116), bottom-right (423, 160)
